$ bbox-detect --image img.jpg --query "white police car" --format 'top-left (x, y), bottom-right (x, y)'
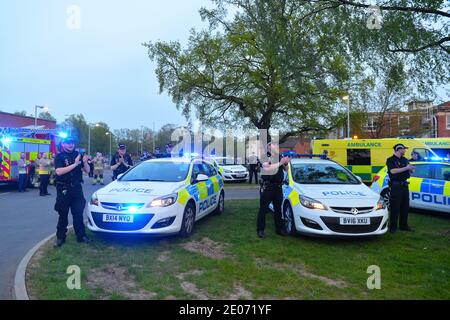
top-left (281, 158), bottom-right (389, 237)
top-left (208, 157), bottom-right (249, 182)
top-left (371, 161), bottom-right (450, 214)
top-left (86, 158), bottom-right (225, 237)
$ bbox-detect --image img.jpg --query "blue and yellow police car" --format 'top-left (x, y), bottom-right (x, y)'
top-left (371, 161), bottom-right (450, 214)
top-left (87, 157), bottom-right (225, 237)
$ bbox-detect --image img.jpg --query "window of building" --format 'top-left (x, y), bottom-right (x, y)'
top-left (347, 149), bottom-right (371, 166)
top-left (446, 114), bottom-right (450, 130)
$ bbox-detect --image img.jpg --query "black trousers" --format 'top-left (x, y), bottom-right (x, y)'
top-left (257, 185), bottom-right (284, 232)
top-left (39, 174), bottom-right (49, 195)
top-left (389, 182), bottom-right (410, 230)
top-left (54, 184), bottom-right (87, 241)
top-left (18, 174), bottom-right (27, 192)
top-left (249, 165), bottom-right (258, 184)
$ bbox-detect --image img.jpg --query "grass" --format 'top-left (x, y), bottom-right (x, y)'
top-left (27, 200), bottom-right (450, 300)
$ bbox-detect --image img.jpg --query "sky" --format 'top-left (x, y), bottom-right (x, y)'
top-left (0, 1), bottom-right (448, 132)
top-left (0, 0), bottom-right (212, 131)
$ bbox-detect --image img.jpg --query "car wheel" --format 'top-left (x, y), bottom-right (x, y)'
top-left (283, 202), bottom-right (296, 236)
top-left (381, 189), bottom-right (391, 211)
top-left (214, 191), bottom-right (225, 215)
top-left (180, 202), bottom-right (196, 237)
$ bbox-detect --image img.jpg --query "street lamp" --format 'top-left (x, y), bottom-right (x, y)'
top-left (34, 105), bottom-right (48, 127)
top-left (106, 132), bottom-right (113, 162)
top-left (88, 123), bottom-right (100, 155)
top-left (342, 95), bottom-right (350, 139)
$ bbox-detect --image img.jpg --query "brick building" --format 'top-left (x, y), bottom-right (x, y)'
top-left (431, 101), bottom-right (450, 138)
top-left (0, 111), bottom-right (56, 129)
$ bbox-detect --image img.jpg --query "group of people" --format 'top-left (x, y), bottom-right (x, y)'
top-left (17, 152), bottom-right (54, 196)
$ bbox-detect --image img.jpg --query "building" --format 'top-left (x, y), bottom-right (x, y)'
top-left (0, 111), bottom-right (56, 129)
top-left (431, 101), bottom-right (450, 138)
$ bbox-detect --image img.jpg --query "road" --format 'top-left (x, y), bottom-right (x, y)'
top-left (0, 172), bottom-right (258, 299)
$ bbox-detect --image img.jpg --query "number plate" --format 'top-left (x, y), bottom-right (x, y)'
top-left (102, 214), bottom-right (134, 223)
top-left (339, 217), bottom-right (370, 225)
top-left (235, 174), bottom-right (246, 178)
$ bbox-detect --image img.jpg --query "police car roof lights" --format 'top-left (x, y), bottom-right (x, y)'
top-left (281, 153), bottom-right (329, 159)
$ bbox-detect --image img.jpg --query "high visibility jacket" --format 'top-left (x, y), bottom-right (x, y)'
top-left (39, 159), bottom-right (52, 175)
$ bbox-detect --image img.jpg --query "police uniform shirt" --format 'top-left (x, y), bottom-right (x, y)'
top-left (386, 155), bottom-right (410, 182)
top-left (111, 153), bottom-right (133, 176)
top-left (261, 156), bottom-right (285, 184)
top-left (54, 151), bottom-right (84, 185)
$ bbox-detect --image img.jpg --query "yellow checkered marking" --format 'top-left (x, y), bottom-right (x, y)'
top-left (288, 189), bottom-right (300, 207)
top-left (197, 182), bottom-right (208, 200)
top-left (409, 178), bottom-right (423, 193)
top-left (444, 181), bottom-right (450, 197)
top-left (178, 188), bottom-right (190, 206)
top-left (210, 176), bottom-right (220, 193)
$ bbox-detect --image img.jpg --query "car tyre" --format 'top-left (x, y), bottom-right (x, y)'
top-left (283, 202), bottom-right (296, 236)
top-left (180, 202), bottom-right (196, 237)
top-left (214, 191), bottom-right (225, 215)
top-left (381, 188), bottom-right (391, 211)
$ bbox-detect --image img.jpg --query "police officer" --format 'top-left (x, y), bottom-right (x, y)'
top-left (54, 136), bottom-right (91, 247)
top-left (247, 152), bottom-right (260, 184)
top-left (386, 144), bottom-right (416, 233)
top-left (110, 144), bottom-right (133, 180)
top-left (257, 142), bottom-right (291, 238)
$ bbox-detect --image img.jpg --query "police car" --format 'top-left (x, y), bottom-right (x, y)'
top-left (207, 156), bottom-right (249, 182)
top-left (371, 161), bottom-right (450, 214)
top-left (281, 157), bottom-right (389, 237)
top-left (86, 157), bottom-right (225, 237)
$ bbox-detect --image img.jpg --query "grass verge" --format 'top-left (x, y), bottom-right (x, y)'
top-left (27, 200), bottom-right (450, 300)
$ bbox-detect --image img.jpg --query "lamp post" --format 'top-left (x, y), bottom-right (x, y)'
top-left (106, 132), bottom-right (113, 162)
top-left (342, 96), bottom-right (350, 139)
top-left (88, 123), bottom-right (100, 155)
top-left (34, 105), bottom-right (48, 128)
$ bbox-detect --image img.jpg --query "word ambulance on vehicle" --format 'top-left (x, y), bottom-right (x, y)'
top-left (312, 138), bottom-right (438, 183)
top-left (87, 157), bottom-right (225, 237)
top-left (279, 155), bottom-right (389, 237)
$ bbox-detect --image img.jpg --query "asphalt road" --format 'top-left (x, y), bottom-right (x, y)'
top-left (0, 172), bottom-right (259, 299)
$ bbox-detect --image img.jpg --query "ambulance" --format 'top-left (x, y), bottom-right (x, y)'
top-left (416, 138), bottom-right (450, 159)
top-left (312, 139), bottom-right (438, 183)
top-left (0, 128), bottom-right (56, 184)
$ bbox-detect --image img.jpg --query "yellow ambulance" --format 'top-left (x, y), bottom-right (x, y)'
top-left (312, 139), bottom-right (438, 183)
top-left (416, 138), bottom-right (450, 159)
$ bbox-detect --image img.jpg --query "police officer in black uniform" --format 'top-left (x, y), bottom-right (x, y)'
top-left (386, 144), bottom-right (416, 233)
top-left (54, 136), bottom-right (91, 247)
top-left (110, 144), bottom-right (133, 180)
top-left (257, 142), bottom-right (291, 238)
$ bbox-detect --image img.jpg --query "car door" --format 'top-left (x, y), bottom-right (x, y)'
top-left (430, 164), bottom-right (450, 213)
top-left (409, 164), bottom-right (434, 210)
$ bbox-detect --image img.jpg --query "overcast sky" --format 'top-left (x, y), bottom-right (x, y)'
top-left (0, 0), bottom-right (212, 131)
top-left (0, 1), bottom-right (448, 132)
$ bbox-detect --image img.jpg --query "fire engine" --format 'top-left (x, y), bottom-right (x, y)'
top-left (0, 128), bottom-right (57, 184)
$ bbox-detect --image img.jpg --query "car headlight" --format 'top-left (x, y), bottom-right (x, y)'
top-left (90, 192), bottom-right (99, 206)
top-left (376, 197), bottom-right (386, 210)
top-left (148, 194), bottom-right (178, 207)
top-left (299, 195), bottom-right (327, 210)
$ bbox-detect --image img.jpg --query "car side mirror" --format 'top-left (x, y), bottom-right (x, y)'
top-left (196, 174), bottom-right (209, 182)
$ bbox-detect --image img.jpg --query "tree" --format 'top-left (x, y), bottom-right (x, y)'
top-left (38, 111), bottom-right (56, 121)
top-left (14, 110), bottom-right (28, 116)
top-left (145, 0), bottom-right (356, 141)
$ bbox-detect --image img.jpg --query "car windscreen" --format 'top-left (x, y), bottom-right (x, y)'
top-left (119, 161), bottom-right (190, 182)
top-left (291, 163), bottom-right (360, 185)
